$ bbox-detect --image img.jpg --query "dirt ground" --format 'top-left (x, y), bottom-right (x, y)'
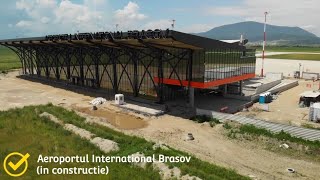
top-left (1, 71), bottom-right (320, 180)
top-left (238, 79), bottom-right (320, 128)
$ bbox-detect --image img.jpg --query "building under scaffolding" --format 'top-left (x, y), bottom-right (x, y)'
top-left (0, 30), bottom-right (256, 105)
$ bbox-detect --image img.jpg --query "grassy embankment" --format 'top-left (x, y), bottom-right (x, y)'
top-left (0, 46), bottom-right (21, 72)
top-left (252, 46), bottom-right (320, 53)
top-left (0, 104), bottom-right (249, 180)
top-left (190, 115), bottom-right (320, 161)
top-left (251, 46), bottom-right (320, 60)
top-left (223, 122), bottom-right (320, 162)
top-left (266, 54), bottom-right (320, 61)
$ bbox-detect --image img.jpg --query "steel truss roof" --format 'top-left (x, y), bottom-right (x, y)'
top-left (0, 30), bottom-right (246, 50)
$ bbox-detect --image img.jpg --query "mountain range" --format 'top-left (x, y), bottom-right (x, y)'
top-left (196, 21), bottom-right (320, 45)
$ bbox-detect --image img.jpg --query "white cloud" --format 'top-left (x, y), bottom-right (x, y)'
top-left (114, 1), bottom-right (147, 30)
top-left (205, 0), bottom-right (320, 36)
top-left (14, 0), bottom-right (112, 35)
top-left (13, 0), bottom-right (209, 36)
top-left (54, 0), bottom-right (105, 32)
top-left (16, 20), bottom-right (32, 27)
top-left (41, 17), bottom-right (50, 24)
top-left (16, 0), bottom-right (56, 19)
top-left (16, 0), bottom-right (33, 11)
top-left (83, 0), bottom-right (110, 14)
top-left (10, 0), bottom-right (320, 38)
top-left (84, 0), bottom-right (107, 8)
top-left (36, 0), bottom-right (56, 8)
top-left (14, 0), bottom-right (150, 36)
top-left (115, 2), bottom-right (146, 21)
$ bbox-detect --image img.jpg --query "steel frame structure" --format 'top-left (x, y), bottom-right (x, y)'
top-left (0, 30), bottom-right (256, 103)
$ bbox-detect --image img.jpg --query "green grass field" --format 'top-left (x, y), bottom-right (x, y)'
top-left (0, 47), bottom-right (21, 72)
top-left (252, 46), bottom-right (320, 53)
top-left (266, 54), bottom-right (320, 61)
top-left (0, 104), bottom-right (249, 180)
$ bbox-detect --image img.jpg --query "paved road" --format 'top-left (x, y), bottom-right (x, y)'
top-left (255, 58), bottom-right (320, 77)
top-left (206, 111), bottom-right (320, 141)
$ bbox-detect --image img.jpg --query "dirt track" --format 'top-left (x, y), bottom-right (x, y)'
top-left (1, 71), bottom-right (320, 180)
top-left (238, 80), bottom-right (320, 128)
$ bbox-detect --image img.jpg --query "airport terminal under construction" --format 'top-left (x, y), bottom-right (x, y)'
top-left (1, 29), bottom-right (320, 180)
top-left (0, 30), bottom-right (256, 105)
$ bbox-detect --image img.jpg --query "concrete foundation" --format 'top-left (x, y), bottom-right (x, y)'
top-left (189, 87), bottom-right (195, 108)
top-left (239, 81), bottom-right (243, 95)
top-left (112, 102), bottom-right (165, 116)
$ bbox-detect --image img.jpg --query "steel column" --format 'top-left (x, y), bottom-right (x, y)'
top-left (133, 51), bottom-right (139, 97)
top-left (55, 49), bottom-right (60, 80)
top-left (111, 49), bottom-right (118, 94)
top-left (79, 48), bottom-right (85, 86)
top-left (66, 50), bottom-right (71, 80)
top-left (157, 50), bottom-right (164, 103)
top-left (93, 50), bottom-right (100, 88)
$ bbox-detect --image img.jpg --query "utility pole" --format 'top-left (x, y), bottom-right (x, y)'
top-left (299, 63), bottom-right (302, 78)
top-left (116, 24), bottom-right (119, 31)
top-left (240, 34), bottom-right (244, 45)
top-left (261, 11), bottom-right (268, 77)
top-left (171, 19), bottom-right (176, 30)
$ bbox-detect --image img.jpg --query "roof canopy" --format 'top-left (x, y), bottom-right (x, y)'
top-left (0, 29), bottom-right (247, 50)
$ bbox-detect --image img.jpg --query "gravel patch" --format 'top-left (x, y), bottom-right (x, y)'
top-left (64, 123), bottom-right (95, 140)
top-left (129, 152), bottom-right (202, 180)
top-left (152, 142), bottom-right (169, 150)
top-left (39, 112), bottom-right (119, 154)
top-left (39, 112), bottom-right (63, 125)
top-left (181, 174), bottom-right (202, 180)
top-left (128, 152), bottom-right (148, 169)
top-left (153, 161), bottom-right (181, 180)
top-left (90, 137), bottom-right (119, 153)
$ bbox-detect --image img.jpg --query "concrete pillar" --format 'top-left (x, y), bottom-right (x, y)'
top-left (189, 87), bottom-right (195, 108)
top-left (224, 84), bottom-right (228, 95)
top-left (239, 80), bottom-right (243, 95)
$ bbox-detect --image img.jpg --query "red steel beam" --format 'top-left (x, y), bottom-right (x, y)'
top-left (154, 73), bottom-right (255, 89)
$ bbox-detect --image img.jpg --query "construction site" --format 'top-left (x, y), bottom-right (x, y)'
top-left (2, 29), bottom-right (319, 120)
top-left (0, 30), bottom-right (256, 104)
top-left (1, 29), bottom-right (320, 180)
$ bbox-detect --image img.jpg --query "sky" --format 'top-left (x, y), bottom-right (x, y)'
top-left (1, 0), bottom-right (320, 39)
